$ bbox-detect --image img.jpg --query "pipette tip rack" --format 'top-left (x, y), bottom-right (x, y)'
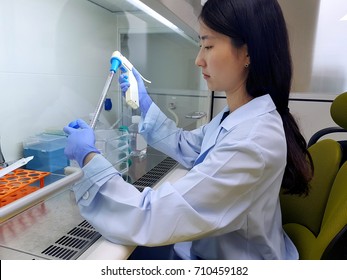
top-left (0, 168), bottom-right (50, 207)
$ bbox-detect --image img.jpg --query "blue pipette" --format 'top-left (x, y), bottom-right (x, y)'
top-left (89, 56), bottom-right (121, 129)
top-left (89, 51), bottom-right (151, 129)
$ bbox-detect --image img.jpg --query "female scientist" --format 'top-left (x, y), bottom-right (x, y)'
top-left (64, 0), bottom-right (313, 259)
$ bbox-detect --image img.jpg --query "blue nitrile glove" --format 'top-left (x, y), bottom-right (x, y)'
top-left (63, 119), bottom-right (100, 167)
top-left (118, 67), bottom-right (153, 116)
top-left (118, 73), bottom-right (130, 95)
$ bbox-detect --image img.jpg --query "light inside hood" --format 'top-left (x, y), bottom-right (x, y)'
top-left (126, 0), bottom-right (180, 32)
top-left (340, 13), bottom-right (347, 21)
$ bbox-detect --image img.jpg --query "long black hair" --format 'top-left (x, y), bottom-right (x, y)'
top-left (200, 0), bottom-right (313, 195)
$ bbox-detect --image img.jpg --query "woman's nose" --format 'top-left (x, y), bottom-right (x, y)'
top-left (195, 50), bottom-right (205, 67)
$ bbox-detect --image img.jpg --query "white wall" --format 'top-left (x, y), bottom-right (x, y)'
top-left (278, 0), bottom-right (320, 92)
top-left (288, 94), bottom-right (336, 142)
top-left (310, 0), bottom-right (347, 93)
top-left (0, 0), bottom-right (118, 161)
top-left (278, 0), bottom-right (347, 94)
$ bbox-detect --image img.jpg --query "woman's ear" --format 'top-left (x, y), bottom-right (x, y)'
top-left (242, 45), bottom-right (250, 67)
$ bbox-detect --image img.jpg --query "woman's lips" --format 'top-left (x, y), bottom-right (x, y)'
top-left (203, 73), bottom-right (210, 79)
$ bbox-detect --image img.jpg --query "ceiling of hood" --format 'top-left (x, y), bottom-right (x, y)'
top-left (88, 0), bottom-right (139, 12)
top-left (87, 0), bottom-right (199, 42)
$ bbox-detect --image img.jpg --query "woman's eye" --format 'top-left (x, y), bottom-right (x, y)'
top-left (199, 45), bottom-right (212, 50)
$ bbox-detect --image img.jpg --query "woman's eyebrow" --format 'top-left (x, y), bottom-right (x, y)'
top-left (198, 35), bottom-right (216, 42)
top-left (198, 35), bottom-right (208, 40)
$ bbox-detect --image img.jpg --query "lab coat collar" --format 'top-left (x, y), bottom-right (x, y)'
top-left (220, 94), bottom-right (277, 131)
top-left (193, 94), bottom-right (277, 166)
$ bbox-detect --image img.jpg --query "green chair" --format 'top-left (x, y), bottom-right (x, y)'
top-left (281, 91), bottom-right (347, 259)
top-left (282, 161), bottom-right (347, 259)
top-left (280, 139), bottom-right (342, 259)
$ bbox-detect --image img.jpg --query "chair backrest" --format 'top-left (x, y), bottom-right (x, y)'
top-left (308, 92), bottom-right (347, 149)
top-left (331, 91), bottom-right (347, 130)
top-left (312, 161), bottom-right (347, 259)
top-left (331, 92), bottom-right (347, 165)
top-left (280, 139), bottom-right (342, 236)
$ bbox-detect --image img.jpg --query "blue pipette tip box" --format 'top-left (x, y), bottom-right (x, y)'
top-left (23, 133), bottom-right (69, 173)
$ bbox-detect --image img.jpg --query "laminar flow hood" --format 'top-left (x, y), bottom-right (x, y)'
top-left (88, 0), bottom-right (201, 42)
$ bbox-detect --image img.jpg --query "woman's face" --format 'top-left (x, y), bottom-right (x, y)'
top-left (195, 22), bottom-right (249, 96)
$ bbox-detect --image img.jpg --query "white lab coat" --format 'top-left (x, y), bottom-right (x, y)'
top-left (72, 94), bottom-right (298, 259)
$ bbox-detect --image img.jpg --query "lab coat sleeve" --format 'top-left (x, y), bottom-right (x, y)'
top-left (139, 103), bottom-right (205, 168)
top-left (72, 138), bottom-right (266, 247)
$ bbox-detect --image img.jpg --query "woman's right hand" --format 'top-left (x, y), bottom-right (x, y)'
top-left (63, 119), bottom-right (100, 167)
top-left (118, 67), bottom-right (152, 115)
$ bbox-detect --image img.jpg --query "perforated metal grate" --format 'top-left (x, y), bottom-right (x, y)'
top-left (41, 220), bottom-right (101, 260)
top-left (133, 157), bottom-right (177, 190)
